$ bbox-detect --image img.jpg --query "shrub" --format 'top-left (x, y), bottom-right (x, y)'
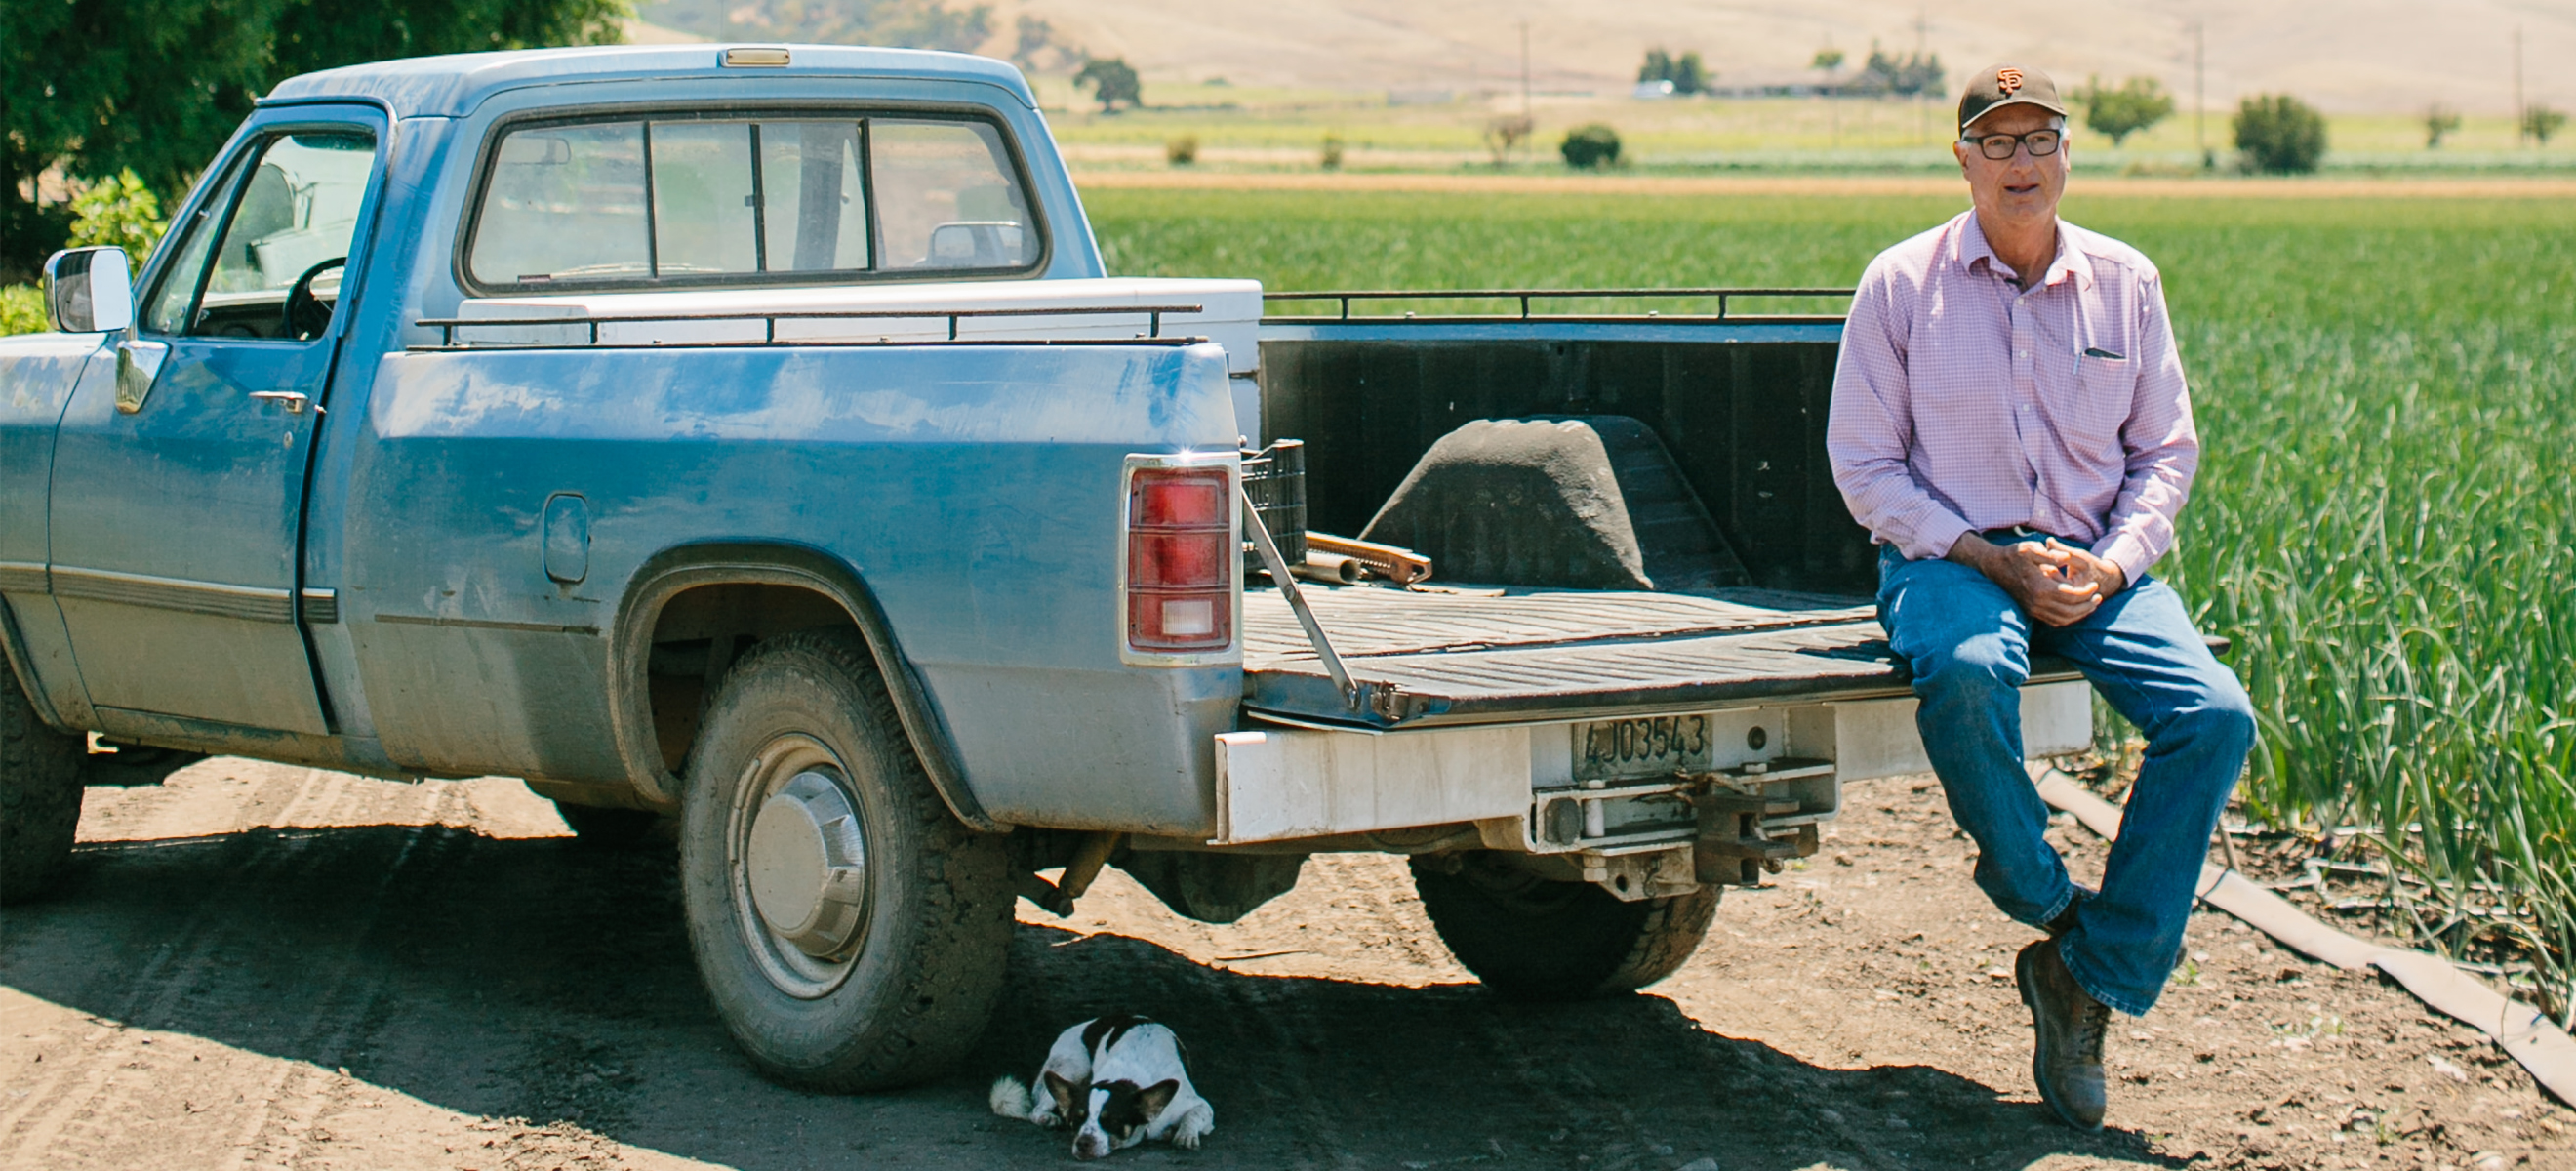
top-left (67, 170), bottom-right (168, 261)
top-left (1165, 136), bottom-right (1199, 166)
top-left (0, 285), bottom-right (47, 337)
top-left (1319, 135), bottom-right (1345, 170)
top-left (1559, 124), bottom-right (1622, 169)
top-left (2234, 94), bottom-right (2327, 174)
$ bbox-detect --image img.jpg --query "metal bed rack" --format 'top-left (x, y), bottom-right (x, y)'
top-left (412, 303), bottom-right (1208, 351)
top-left (1262, 287), bottom-right (1852, 324)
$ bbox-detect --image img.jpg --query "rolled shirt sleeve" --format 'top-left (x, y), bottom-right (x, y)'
top-left (1827, 256), bottom-right (1977, 561)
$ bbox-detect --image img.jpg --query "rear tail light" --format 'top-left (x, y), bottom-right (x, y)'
top-left (1124, 461), bottom-right (1236, 659)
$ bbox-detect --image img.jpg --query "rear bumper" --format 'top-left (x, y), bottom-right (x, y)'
top-left (1211, 678), bottom-right (2094, 851)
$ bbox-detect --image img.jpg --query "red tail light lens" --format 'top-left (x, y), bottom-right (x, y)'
top-left (1127, 466), bottom-right (1234, 654)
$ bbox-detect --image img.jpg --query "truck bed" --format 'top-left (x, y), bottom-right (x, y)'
top-left (1241, 585), bottom-right (2086, 729)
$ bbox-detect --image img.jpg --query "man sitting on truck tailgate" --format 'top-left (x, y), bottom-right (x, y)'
top-left (1823, 64), bottom-right (2256, 1132)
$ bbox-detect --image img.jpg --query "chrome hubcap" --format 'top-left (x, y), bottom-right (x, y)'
top-left (729, 736), bottom-right (870, 998)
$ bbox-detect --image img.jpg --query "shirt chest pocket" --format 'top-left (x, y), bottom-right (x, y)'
top-left (2059, 353), bottom-right (2137, 448)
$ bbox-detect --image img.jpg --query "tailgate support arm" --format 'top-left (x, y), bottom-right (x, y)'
top-left (1240, 486), bottom-right (1359, 711)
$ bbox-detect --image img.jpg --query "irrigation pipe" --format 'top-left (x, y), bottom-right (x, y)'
top-left (2028, 763), bottom-right (2576, 1107)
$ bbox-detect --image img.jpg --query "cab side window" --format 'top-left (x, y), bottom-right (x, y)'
top-left (141, 130), bottom-right (379, 340)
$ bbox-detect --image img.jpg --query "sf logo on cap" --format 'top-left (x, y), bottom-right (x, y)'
top-left (1996, 68), bottom-right (2025, 95)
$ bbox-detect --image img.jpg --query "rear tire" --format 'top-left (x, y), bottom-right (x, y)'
top-left (678, 631), bottom-right (1013, 1091)
top-left (1, 672), bottom-right (84, 903)
top-left (1410, 852), bottom-right (1718, 1000)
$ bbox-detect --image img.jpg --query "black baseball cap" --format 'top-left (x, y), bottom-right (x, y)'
top-left (1957, 64), bottom-right (2069, 135)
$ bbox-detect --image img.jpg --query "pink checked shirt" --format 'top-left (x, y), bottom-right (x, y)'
top-left (1827, 210), bottom-right (2199, 585)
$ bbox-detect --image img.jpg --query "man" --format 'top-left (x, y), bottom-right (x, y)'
top-left (1826, 64), bottom-right (2256, 1132)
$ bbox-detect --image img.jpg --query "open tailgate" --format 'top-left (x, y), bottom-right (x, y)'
top-left (1240, 586), bottom-right (2051, 730)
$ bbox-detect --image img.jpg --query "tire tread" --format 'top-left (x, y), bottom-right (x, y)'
top-left (1, 671), bottom-right (83, 902)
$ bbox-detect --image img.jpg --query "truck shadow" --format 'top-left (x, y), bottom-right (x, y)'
top-left (2, 821), bottom-right (2186, 1170)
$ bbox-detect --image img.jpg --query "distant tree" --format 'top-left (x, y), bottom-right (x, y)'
top-left (2074, 75), bottom-right (2175, 147)
top-left (1484, 115), bottom-right (1534, 166)
top-left (2424, 104), bottom-right (2462, 149)
top-left (1810, 47), bottom-right (1845, 87)
top-left (1, 0), bottom-right (627, 282)
top-left (1073, 57), bottom-right (1143, 112)
top-left (1637, 48), bottom-right (1709, 96)
top-left (2524, 103), bottom-right (2567, 145)
top-left (1560, 123), bottom-right (1622, 169)
top-left (2234, 94), bottom-right (2327, 174)
top-left (1011, 12), bottom-right (1082, 72)
top-left (1861, 42), bottom-right (1944, 98)
top-left (1319, 134), bottom-right (1346, 170)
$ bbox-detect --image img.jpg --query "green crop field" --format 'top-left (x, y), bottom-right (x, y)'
top-left (1094, 186), bottom-right (2576, 1022)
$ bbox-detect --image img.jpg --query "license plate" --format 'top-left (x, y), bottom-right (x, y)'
top-left (1574, 715), bottom-right (1712, 782)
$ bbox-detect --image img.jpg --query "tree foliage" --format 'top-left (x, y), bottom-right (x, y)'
top-left (1636, 49), bottom-right (1708, 96)
top-left (1559, 124), bottom-right (1621, 169)
top-left (2525, 104), bottom-right (2567, 146)
top-left (2234, 93), bottom-right (2327, 174)
top-left (2073, 74), bottom-right (2174, 147)
top-left (67, 171), bottom-right (169, 260)
top-left (0, 0), bottom-right (628, 279)
top-left (2424, 104), bottom-right (2462, 149)
top-left (1483, 115), bottom-right (1533, 166)
top-left (1859, 44), bottom-right (1943, 98)
top-left (1010, 13), bottom-right (1081, 72)
top-left (1073, 57), bottom-right (1141, 112)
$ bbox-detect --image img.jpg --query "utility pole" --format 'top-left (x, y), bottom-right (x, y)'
top-left (1915, 7), bottom-right (1931, 144)
top-left (1519, 20), bottom-right (1531, 120)
top-left (2194, 20), bottom-right (2208, 169)
top-left (2515, 25), bottom-right (2526, 144)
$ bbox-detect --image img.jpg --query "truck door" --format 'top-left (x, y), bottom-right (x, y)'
top-left (47, 109), bottom-right (383, 737)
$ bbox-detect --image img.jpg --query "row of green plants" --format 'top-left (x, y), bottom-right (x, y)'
top-left (1084, 188), bottom-right (2576, 1029)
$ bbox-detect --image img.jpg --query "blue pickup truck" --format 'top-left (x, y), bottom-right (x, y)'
top-left (0, 45), bottom-right (2097, 1091)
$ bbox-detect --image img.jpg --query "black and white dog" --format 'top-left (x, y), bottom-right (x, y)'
top-left (989, 1015), bottom-right (1215, 1158)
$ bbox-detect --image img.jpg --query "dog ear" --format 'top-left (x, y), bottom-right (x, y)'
top-left (1043, 1071), bottom-right (1085, 1122)
top-left (1136, 1079), bottom-right (1179, 1121)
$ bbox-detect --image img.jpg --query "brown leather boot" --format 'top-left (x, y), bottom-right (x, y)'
top-left (2017, 937), bottom-right (2110, 1131)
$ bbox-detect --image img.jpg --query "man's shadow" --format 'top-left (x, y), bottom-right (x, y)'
top-left (1, 820), bottom-right (2186, 1169)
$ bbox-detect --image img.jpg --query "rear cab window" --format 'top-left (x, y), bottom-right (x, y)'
top-left (463, 110), bottom-right (1043, 293)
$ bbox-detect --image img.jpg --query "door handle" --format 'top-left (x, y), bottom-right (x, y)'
top-left (248, 390), bottom-right (310, 415)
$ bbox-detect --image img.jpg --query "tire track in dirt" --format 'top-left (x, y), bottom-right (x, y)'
top-left (2, 767), bottom-right (454, 1170)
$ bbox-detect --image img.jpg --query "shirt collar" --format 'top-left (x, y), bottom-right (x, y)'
top-left (1954, 211), bottom-right (2093, 291)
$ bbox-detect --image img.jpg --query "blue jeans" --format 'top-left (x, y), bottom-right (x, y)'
top-left (1877, 540), bottom-right (2255, 1016)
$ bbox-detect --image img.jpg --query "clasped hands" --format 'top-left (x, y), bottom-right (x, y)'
top-left (1946, 535), bottom-right (2127, 626)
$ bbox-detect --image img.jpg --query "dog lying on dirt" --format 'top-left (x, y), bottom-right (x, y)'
top-left (989, 1014), bottom-right (1215, 1158)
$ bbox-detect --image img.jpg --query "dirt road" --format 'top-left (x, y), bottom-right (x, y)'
top-left (3, 760), bottom-right (2568, 1170)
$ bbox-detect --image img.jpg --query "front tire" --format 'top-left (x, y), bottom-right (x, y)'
top-left (679, 632), bottom-right (1012, 1091)
top-left (1411, 852), bottom-right (1718, 1000)
top-left (1, 672), bottom-right (84, 903)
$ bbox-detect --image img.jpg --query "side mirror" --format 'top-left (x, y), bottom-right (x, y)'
top-left (44, 247), bottom-right (134, 334)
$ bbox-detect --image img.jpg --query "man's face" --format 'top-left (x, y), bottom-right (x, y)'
top-left (1954, 103), bottom-right (2068, 233)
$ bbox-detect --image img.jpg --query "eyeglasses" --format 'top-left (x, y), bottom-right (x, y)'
top-left (1961, 128), bottom-right (2063, 160)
